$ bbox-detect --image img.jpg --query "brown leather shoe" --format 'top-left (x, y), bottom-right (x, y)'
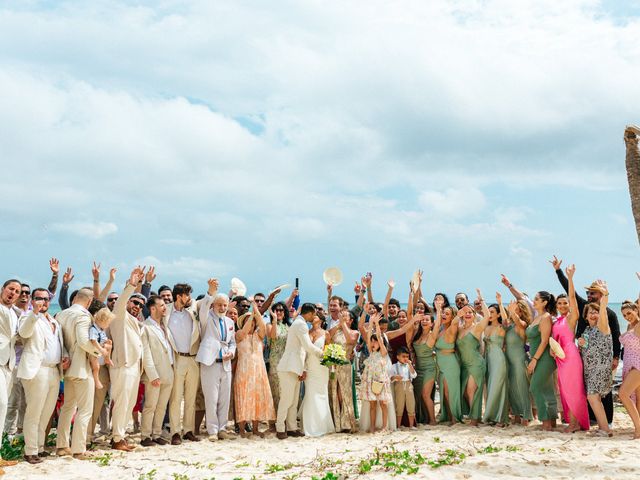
top-left (38, 451), bottom-right (51, 458)
top-left (182, 431), bottom-right (200, 442)
top-left (24, 455), bottom-right (43, 464)
top-left (140, 437), bottom-right (154, 447)
top-left (153, 437), bottom-right (169, 446)
top-left (112, 440), bottom-right (134, 452)
top-left (56, 448), bottom-right (72, 457)
top-left (276, 431), bottom-right (288, 440)
top-left (171, 433), bottom-right (182, 445)
top-left (286, 430), bottom-right (305, 437)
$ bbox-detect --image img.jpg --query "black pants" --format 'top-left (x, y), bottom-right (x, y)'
top-left (588, 391), bottom-right (613, 424)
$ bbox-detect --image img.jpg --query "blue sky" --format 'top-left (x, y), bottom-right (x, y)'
top-left (1, 0), bottom-right (640, 303)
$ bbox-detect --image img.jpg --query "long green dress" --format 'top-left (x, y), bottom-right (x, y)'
top-left (435, 336), bottom-right (462, 423)
top-left (482, 334), bottom-right (509, 424)
top-left (526, 323), bottom-right (557, 421)
top-left (456, 333), bottom-right (486, 421)
top-left (504, 325), bottom-right (532, 420)
top-left (413, 342), bottom-right (438, 424)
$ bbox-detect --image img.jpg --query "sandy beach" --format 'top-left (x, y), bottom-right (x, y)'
top-left (7, 412), bottom-right (639, 480)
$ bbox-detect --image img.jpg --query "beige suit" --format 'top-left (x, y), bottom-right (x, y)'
top-left (141, 318), bottom-right (174, 439)
top-left (109, 283), bottom-right (144, 443)
top-left (0, 304), bottom-right (19, 441)
top-left (56, 304), bottom-right (101, 454)
top-left (163, 302), bottom-right (200, 435)
top-left (18, 311), bottom-right (66, 456)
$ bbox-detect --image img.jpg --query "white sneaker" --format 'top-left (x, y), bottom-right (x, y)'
top-left (208, 434), bottom-right (218, 442)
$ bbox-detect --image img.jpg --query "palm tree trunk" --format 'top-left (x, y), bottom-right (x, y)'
top-left (625, 128), bottom-right (640, 245)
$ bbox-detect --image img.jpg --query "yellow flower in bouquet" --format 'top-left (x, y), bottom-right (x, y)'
top-left (321, 343), bottom-right (349, 378)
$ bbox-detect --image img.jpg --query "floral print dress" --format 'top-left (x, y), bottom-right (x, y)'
top-left (268, 322), bottom-right (288, 408)
top-left (580, 326), bottom-right (613, 396)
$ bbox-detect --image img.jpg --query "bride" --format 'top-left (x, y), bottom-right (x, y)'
top-left (300, 312), bottom-right (335, 436)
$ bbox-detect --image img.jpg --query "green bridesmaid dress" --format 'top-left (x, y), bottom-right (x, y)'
top-left (526, 323), bottom-right (557, 421)
top-left (504, 325), bottom-right (532, 420)
top-left (482, 334), bottom-right (509, 424)
top-left (456, 333), bottom-right (486, 421)
top-left (412, 342), bottom-right (438, 424)
top-left (435, 336), bottom-right (462, 423)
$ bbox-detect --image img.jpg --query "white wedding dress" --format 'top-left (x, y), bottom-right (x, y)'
top-left (300, 336), bottom-right (335, 437)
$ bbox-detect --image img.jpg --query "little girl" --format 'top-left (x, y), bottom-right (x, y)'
top-left (360, 312), bottom-right (391, 433)
top-left (90, 307), bottom-right (115, 389)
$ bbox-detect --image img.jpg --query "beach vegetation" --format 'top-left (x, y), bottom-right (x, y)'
top-left (138, 469), bottom-right (157, 480)
top-left (93, 452), bottom-right (113, 466)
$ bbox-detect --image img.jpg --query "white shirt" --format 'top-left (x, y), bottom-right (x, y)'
top-left (168, 309), bottom-right (192, 354)
top-left (148, 319), bottom-right (174, 366)
top-left (390, 362), bottom-right (416, 381)
top-left (40, 313), bottom-right (62, 366)
top-left (327, 315), bottom-right (340, 331)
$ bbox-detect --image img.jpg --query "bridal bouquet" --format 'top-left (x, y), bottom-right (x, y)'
top-left (321, 343), bottom-right (349, 379)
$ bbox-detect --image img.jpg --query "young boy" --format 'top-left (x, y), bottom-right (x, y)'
top-left (89, 307), bottom-right (115, 389)
top-left (390, 346), bottom-right (417, 428)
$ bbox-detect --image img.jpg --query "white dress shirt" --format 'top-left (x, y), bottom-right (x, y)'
top-left (168, 309), bottom-right (192, 354)
top-left (40, 314), bottom-right (62, 366)
top-left (390, 362), bottom-right (417, 381)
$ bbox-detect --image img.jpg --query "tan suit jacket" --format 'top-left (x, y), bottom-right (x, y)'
top-left (142, 318), bottom-right (174, 385)
top-left (110, 283), bottom-right (144, 370)
top-left (162, 302), bottom-right (200, 355)
top-left (277, 316), bottom-right (324, 376)
top-left (0, 304), bottom-right (19, 370)
top-left (57, 304), bottom-right (101, 379)
top-left (17, 311), bottom-right (66, 380)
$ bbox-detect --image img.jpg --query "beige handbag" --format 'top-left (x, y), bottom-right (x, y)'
top-left (371, 380), bottom-right (384, 395)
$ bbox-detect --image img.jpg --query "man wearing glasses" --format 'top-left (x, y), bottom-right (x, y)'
top-left (17, 289), bottom-right (68, 464)
top-left (109, 268), bottom-right (146, 451)
top-left (106, 293), bottom-right (119, 311)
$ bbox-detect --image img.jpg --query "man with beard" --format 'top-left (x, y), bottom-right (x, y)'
top-left (18, 288), bottom-right (68, 464)
top-left (0, 279), bottom-right (21, 472)
top-left (165, 283), bottom-right (201, 445)
top-left (56, 287), bottom-right (100, 459)
top-left (158, 286), bottom-right (173, 304)
top-left (109, 267), bottom-right (145, 451)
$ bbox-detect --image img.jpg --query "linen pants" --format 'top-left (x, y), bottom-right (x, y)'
top-left (88, 364), bottom-right (111, 440)
top-left (141, 380), bottom-right (172, 439)
top-left (21, 366), bottom-right (59, 455)
top-left (169, 355), bottom-right (199, 435)
top-left (200, 362), bottom-right (231, 435)
top-left (393, 381), bottom-right (416, 417)
top-left (275, 371), bottom-right (301, 433)
top-left (56, 376), bottom-right (95, 454)
top-left (4, 368), bottom-right (26, 434)
top-left (110, 364), bottom-right (141, 443)
top-left (0, 365), bottom-right (13, 442)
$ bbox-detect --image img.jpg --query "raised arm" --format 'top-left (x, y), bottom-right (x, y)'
top-left (112, 268), bottom-right (143, 326)
top-left (496, 292), bottom-right (508, 327)
top-left (285, 288), bottom-right (298, 310)
top-left (374, 314), bottom-right (387, 357)
top-left (198, 278), bottom-right (218, 328)
top-left (565, 264), bottom-right (579, 332)
top-left (358, 307), bottom-right (368, 338)
top-left (472, 290), bottom-right (491, 336)
top-left (500, 274), bottom-right (526, 301)
top-left (91, 261), bottom-right (101, 299)
top-left (407, 283), bottom-right (414, 322)
top-left (387, 316), bottom-right (416, 340)
top-left (598, 286), bottom-right (611, 335)
top-left (253, 300), bottom-right (267, 339)
top-left (363, 274), bottom-right (374, 304)
top-left (414, 270), bottom-right (424, 306)
top-left (140, 266), bottom-right (155, 300)
top-left (260, 286), bottom-right (281, 314)
top-left (236, 312), bottom-right (254, 343)
top-left (428, 300), bottom-right (444, 348)
top-left (382, 279), bottom-right (394, 318)
top-left (18, 310), bottom-right (39, 338)
top-left (48, 258), bottom-right (60, 296)
top-left (98, 268), bottom-right (117, 302)
top-left (58, 267), bottom-right (73, 310)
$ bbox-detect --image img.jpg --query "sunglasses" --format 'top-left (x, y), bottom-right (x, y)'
top-left (20, 291), bottom-right (30, 296)
top-left (33, 297), bottom-right (49, 302)
top-left (107, 297), bottom-right (119, 302)
top-left (130, 300), bottom-right (144, 308)
top-left (274, 308), bottom-right (284, 312)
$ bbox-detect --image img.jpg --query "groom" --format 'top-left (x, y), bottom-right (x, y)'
top-left (276, 303), bottom-right (324, 439)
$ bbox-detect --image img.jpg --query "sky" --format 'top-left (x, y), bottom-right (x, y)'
top-left (1, 0), bottom-right (640, 303)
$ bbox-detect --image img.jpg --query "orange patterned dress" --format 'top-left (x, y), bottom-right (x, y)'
top-left (234, 332), bottom-right (276, 422)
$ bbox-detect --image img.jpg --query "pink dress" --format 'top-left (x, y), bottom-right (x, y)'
top-left (620, 329), bottom-right (640, 402)
top-left (551, 315), bottom-right (589, 430)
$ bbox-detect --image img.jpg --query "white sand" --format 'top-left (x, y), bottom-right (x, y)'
top-left (8, 414), bottom-right (640, 479)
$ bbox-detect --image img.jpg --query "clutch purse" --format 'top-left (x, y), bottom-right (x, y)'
top-left (371, 380), bottom-right (384, 395)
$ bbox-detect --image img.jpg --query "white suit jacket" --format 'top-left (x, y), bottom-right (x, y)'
top-left (196, 294), bottom-right (236, 370)
top-left (57, 304), bottom-right (101, 380)
top-left (277, 316), bottom-right (324, 376)
top-left (0, 304), bottom-right (19, 370)
top-left (17, 311), bottom-right (66, 380)
top-left (141, 318), bottom-right (175, 385)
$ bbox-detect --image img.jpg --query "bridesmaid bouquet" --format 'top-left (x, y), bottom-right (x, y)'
top-left (321, 343), bottom-right (349, 379)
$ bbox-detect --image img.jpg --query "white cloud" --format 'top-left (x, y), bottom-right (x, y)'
top-left (418, 187), bottom-right (487, 217)
top-left (133, 256), bottom-right (233, 282)
top-left (49, 221), bottom-right (118, 239)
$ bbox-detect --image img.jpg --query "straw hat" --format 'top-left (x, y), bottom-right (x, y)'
top-left (237, 312), bottom-right (253, 329)
top-left (584, 281), bottom-right (606, 293)
top-left (323, 267), bottom-right (343, 286)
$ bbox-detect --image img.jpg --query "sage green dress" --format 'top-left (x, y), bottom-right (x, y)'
top-left (456, 333), bottom-right (486, 421)
top-left (504, 325), bottom-right (532, 420)
top-left (412, 341), bottom-right (438, 424)
top-left (482, 334), bottom-right (509, 424)
top-left (526, 323), bottom-right (557, 421)
top-left (435, 336), bottom-right (462, 422)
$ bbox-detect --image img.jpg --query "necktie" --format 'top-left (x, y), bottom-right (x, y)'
top-left (219, 317), bottom-right (226, 360)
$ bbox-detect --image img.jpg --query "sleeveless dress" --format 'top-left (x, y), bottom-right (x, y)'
top-left (526, 323), bottom-right (557, 421)
top-left (580, 326), bottom-right (613, 396)
top-left (329, 330), bottom-right (358, 432)
top-left (456, 333), bottom-right (486, 421)
top-left (435, 336), bottom-right (462, 422)
top-left (234, 332), bottom-right (276, 422)
top-left (300, 335), bottom-right (335, 436)
top-left (412, 341), bottom-right (437, 424)
top-left (504, 325), bottom-right (532, 420)
top-left (621, 329), bottom-right (640, 402)
top-left (268, 322), bottom-right (288, 409)
top-left (551, 316), bottom-right (589, 429)
top-left (482, 334), bottom-right (509, 424)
